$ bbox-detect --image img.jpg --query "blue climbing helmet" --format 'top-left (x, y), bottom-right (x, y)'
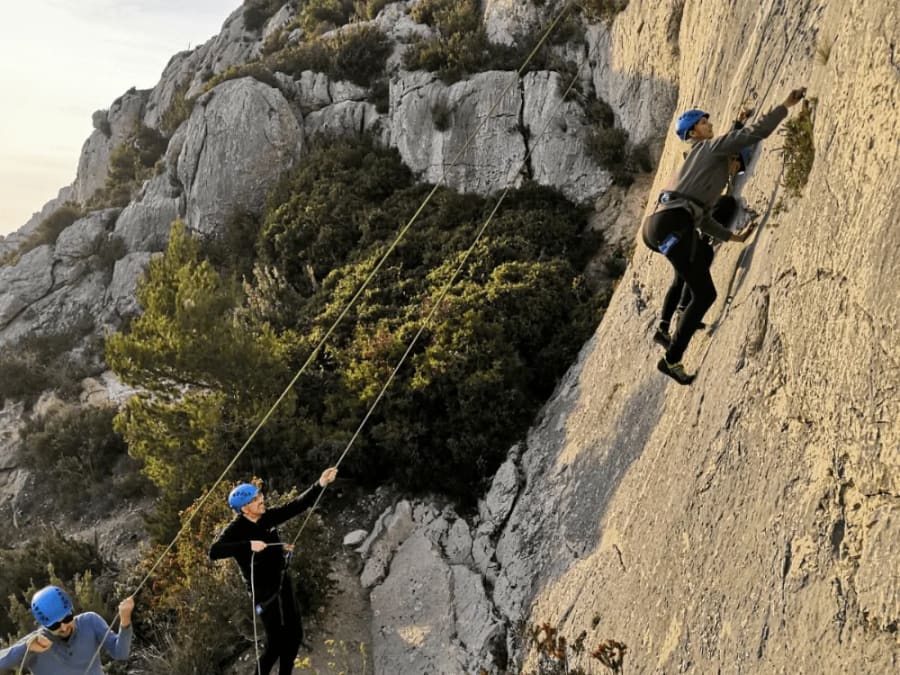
top-left (675, 108), bottom-right (709, 141)
top-left (228, 483), bottom-right (259, 511)
top-left (31, 585), bottom-right (73, 628)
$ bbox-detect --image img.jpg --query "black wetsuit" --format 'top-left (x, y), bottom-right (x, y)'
top-left (210, 483), bottom-right (323, 675)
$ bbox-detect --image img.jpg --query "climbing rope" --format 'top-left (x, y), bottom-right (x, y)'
top-left (81, 2), bottom-right (582, 672)
top-left (250, 551), bottom-right (261, 672)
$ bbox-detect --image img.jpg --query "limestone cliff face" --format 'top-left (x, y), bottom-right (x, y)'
top-left (495, 0), bottom-right (900, 672)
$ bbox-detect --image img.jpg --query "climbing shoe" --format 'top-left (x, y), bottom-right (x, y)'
top-left (657, 358), bottom-right (696, 385)
top-left (653, 328), bottom-right (671, 349)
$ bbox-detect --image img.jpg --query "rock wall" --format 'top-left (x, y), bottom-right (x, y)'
top-left (492, 0), bottom-right (900, 673)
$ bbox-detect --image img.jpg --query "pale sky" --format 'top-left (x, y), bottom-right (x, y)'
top-left (0, 0), bottom-right (241, 236)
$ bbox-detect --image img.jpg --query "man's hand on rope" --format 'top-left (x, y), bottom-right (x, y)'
top-left (318, 467), bottom-right (338, 487)
top-left (27, 634), bottom-right (51, 653)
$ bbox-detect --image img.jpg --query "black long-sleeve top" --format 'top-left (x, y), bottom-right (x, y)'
top-left (209, 482), bottom-right (323, 601)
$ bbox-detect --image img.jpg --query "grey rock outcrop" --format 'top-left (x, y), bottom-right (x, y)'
top-left (175, 77), bottom-right (305, 235)
top-left (0, 210), bottom-right (121, 343)
top-left (107, 252), bottom-right (154, 317)
top-left (361, 499), bottom-right (506, 674)
top-left (585, 0), bottom-right (680, 152)
top-left (391, 70), bottom-right (527, 195)
top-left (305, 101), bottom-right (385, 141)
top-left (73, 89), bottom-right (149, 204)
top-left (113, 174), bottom-right (183, 254)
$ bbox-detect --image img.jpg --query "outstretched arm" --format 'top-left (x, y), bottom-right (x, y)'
top-left (709, 87), bottom-right (806, 155)
top-left (259, 467), bottom-right (338, 527)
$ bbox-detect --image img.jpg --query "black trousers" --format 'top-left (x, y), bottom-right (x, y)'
top-left (670, 195), bottom-right (737, 316)
top-left (643, 208), bottom-right (717, 363)
top-left (257, 578), bottom-right (303, 675)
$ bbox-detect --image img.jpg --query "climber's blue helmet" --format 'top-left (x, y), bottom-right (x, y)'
top-left (228, 483), bottom-right (259, 511)
top-left (675, 108), bottom-right (709, 141)
top-left (31, 585), bottom-right (73, 628)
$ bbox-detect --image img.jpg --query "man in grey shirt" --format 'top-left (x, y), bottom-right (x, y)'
top-left (642, 87), bottom-right (807, 384)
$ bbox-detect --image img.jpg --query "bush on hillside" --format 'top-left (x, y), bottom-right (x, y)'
top-left (243, 0), bottom-right (284, 32)
top-left (580, 0), bottom-right (629, 24)
top-left (353, 0), bottom-right (391, 21)
top-left (108, 138), bottom-right (608, 531)
top-left (0, 531), bottom-right (110, 639)
top-left (0, 323), bottom-right (98, 408)
top-left (18, 406), bottom-right (150, 516)
top-left (298, 0), bottom-right (355, 36)
top-left (159, 79), bottom-right (195, 137)
top-left (0, 204), bottom-right (85, 266)
top-left (88, 125), bottom-right (167, 209)
top-left (267, 24), bottom-right (392, 87)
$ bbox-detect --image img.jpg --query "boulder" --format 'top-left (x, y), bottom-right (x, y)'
top-left (114, 174), bottom-right (184, 253)
top-left (175, 77), bottom-right (305, 236)
top-left (360, 500), bottom-right (415, 588)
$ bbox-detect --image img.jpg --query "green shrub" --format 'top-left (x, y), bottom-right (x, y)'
top-left (0, 324), bottom-right (97, 408)
top-left (200, 209), bottom-right (262, 280)
top-left (18, 405), bottom-right (149, 516)
top-left (265, 23), bottom-right (391, 87)
top-left (1, 203), bottom-right (85, 265)
top-left (782, 98), bottom-right (816, 200)
top-left (580, 0), bottom-right (629, 24)
top-left (160, 79), bottom-right (195, 137)
top-left (243, 0), bottom-right (284, 32)
top-left (202, 62), bottom-right (284, 95)
top-left (588, 126), bottom-right (628, 168)
top-left (431, 99), bottom-right (451, 131)
top-left (298, 0), bottom-right (355, 36)
top-left (109, 138), bottom-right (608, 518)
top-left (88, 125), bottom-right (168, 209)
top-left (0, 531), bottom-right (109, 639)
top-left (353, 0), bottom-right (391, 20)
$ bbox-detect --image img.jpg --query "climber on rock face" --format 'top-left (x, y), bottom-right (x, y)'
top-left (663, 105), bottom-right (756, 339)
top-left (209, 467), bottom-right (338, 675)
top-left (642, 87), bottom-right (807, 385)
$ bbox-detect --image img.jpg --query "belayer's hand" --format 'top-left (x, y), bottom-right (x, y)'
top-left (318, 467), bottom-right (338, 487)
top-left (250, 540), bottom-right (266, 553)
top-left (119, 596), bottom-right (135, 628)
top-left (27, 634), bottom-right (52, 653)
top-left (784, 87), bottom-right (807, 108)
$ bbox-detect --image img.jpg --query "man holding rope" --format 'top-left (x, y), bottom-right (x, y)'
top-left (210, 467), bottom-right (338, 675)
top-left (0, 585), bottom-right (134, 674)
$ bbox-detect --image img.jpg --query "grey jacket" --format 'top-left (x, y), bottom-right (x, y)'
top-left (657, 104), bottom-right (789, 240)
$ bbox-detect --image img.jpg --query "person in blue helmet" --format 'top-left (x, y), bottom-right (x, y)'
top-left (642, 86), bottom-right (807, 384)
top-left (0, 585), bottom-right (134, 674)
top-left (210, 466), bottom-right (338, 675)
top-left (664, 105), bottom-right (756, 335)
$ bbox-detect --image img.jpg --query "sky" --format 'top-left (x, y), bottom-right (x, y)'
top-left (0, 0), bottom-right (241, 236)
